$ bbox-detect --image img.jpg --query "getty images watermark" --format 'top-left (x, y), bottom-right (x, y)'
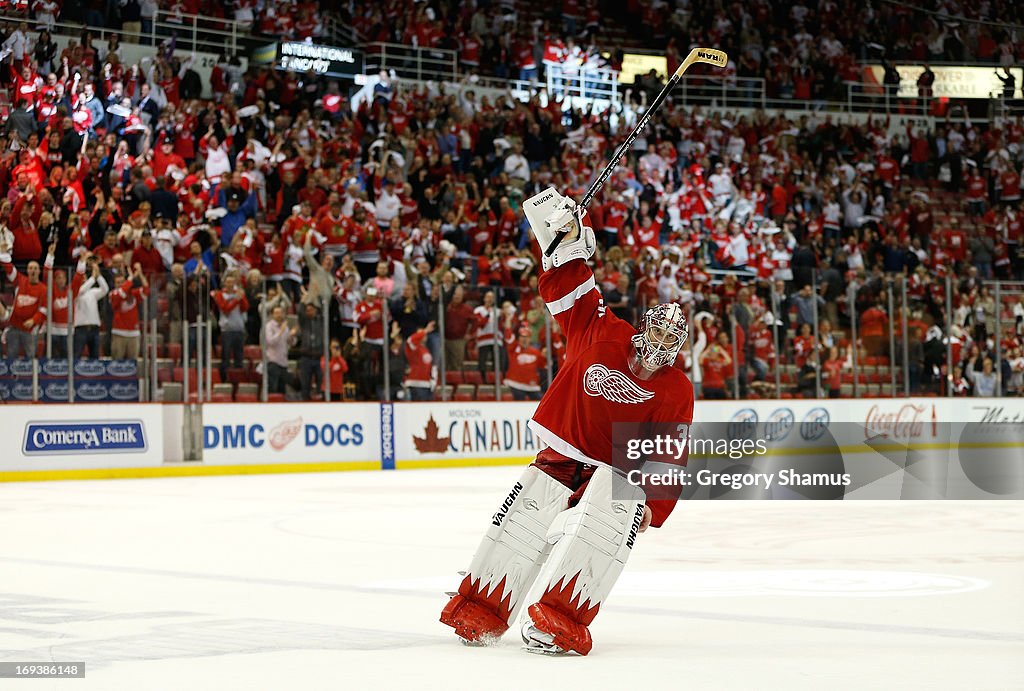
top-left (616, 424), bottom-right (851, 496)
top-left (610, 410), bottom-right (1024, 501)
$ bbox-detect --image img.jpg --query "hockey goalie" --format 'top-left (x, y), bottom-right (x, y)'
top-left (440, 187), bottom-right (695, 655)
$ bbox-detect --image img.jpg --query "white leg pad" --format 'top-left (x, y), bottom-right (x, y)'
top-left (442, 466), bottom-right (572, 639)
top-left (518, 467), bottom-right (646, 655)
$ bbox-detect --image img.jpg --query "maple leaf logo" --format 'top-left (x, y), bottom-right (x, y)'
top-left (413, 414), bottom-right (450, 454)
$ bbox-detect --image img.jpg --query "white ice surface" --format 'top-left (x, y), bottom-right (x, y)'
top-left (0, 466), bottom-right (1021, 691)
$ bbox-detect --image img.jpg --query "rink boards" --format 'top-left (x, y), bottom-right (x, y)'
top-left (0, 398), bottom-right (1022, 491)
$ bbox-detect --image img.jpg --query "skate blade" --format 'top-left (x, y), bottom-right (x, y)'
top-left (522, 643), bottom-right (570, 656)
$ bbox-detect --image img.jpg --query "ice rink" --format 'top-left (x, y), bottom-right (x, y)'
top-left (0, 466), bottom-right (1021, 691)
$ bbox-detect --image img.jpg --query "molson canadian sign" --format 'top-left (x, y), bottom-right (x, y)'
top-left (394, 402), bottom-right (545, 464)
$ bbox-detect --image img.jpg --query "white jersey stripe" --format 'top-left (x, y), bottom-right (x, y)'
top-left (545, 276), bottom-right (597, 316)
top-left (527, 419), bottom-right (607, 468)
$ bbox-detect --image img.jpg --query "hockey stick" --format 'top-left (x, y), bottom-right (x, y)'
top-left (543, 47), bottom-right (729, 257)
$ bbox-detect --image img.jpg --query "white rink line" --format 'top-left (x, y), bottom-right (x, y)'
top-left (0, 556), bottom-right (1017, 643)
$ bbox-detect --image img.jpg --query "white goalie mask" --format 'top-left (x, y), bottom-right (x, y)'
top-left (630, 303), bottom-right (688, 372)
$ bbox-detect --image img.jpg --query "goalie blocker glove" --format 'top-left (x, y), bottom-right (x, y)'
top-left (523, 187), bottom-right (596, 271)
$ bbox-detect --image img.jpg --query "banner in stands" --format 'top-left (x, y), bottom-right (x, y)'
top-left (201, 403), bottom-right (379, 465)
top-left (274, 42), bottom-right (364, 78)
top-left (392, 402), bottom-right (545, 466)
top-left (1, 404), bottom-right (165, 472)
top-left (0, 359), bottom-right (141, 403)
top-left (862, 64), bottom-right (1024, 99)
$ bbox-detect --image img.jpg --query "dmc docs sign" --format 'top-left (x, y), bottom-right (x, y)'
top-left (275, 42), bottom-right (364, 78)
top-left (201, 403), bottom-right (379, 464)
top-left (863, 65), bottom-right (1024, 100)
top-left (394, 402), bottom-right (544, 462)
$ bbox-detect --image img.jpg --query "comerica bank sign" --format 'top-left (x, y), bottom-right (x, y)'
top-left (23, 421), bottom-right (148, 455)
top-left (275, 42), bottom-right (364, 78)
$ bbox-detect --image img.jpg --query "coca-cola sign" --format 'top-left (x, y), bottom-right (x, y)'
top-left (864, 403), bottom-right (938, 439)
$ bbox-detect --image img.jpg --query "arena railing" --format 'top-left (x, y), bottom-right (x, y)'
top-left (842, 81), bottom-right (1008, 120)
top-left (364, 42), bottom-right (460, 83)
top-left (45, 13), bottom-right (244, 58)
top-left (3, 266), bottom-right (1021, 404)
top-left (320, 14), bottom-right (359, 48)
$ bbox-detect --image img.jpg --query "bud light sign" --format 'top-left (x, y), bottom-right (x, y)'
top-left (23, 420), bottom-right (148, 455)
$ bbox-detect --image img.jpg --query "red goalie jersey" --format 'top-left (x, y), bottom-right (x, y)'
top-left (529, 259), bottom-right (694, 527)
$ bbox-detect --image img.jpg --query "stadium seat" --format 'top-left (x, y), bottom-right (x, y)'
top-left (160, 383), bottom-right (183, 402)
top-left (235, 385), bottom-right (259, 402)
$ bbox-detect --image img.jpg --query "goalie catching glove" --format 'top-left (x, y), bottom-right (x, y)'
top-left (523, 187), bottom-right (596, 271)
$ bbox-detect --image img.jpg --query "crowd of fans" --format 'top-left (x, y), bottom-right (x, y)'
top-left (1, 0), bottom-right (325, 42)
top-left (347, 0), bottom-right (1024, 104)
top-left (1, 9), bottom-right (1024, 403)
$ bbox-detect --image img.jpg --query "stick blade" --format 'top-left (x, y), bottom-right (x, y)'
top-left (679, 47), bottom-right (729, 74)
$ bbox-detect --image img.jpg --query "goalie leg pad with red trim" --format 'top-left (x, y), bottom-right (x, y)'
top-left (519, 466), bottom-right (646, 655)
top-left (440, 465), bottom-right (572, 643)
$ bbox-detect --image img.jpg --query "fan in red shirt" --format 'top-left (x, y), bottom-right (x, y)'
top-left (750, 319), bottom-right (776, 376)
top-left (943, 222), bottom-right (968, 262)
top-left (496, 197), bottom-right (519, 246)
top-left (792, 323), bottom-right (816, 367)
top-left (321, 339), bottom-right (350, 401)
top-left (700, 332), bottom-right (734, 399)
top-left (965, 167), bottom-right (987, 216)
top-left (9, 193), bottom-right (42, 262)
top-left (0, 250), bottom-right (48, 357)
top-left (442, 188), bottom-right (693, 657)
top-left (503, 325), bottom-right (547, 400)
top-left (297, 177), bottom-right (328, 213)
top-left (282, 201), bottom-right (319, 246)
top-left (347, 206), bottom-right (383, 279)
top-left (109, 264), bottom-right (149, 359)
top-left (468, 214), bottom-right (493, 256)
top-left (355, 289), bottom-right (386, 346)
top-left (131, 229), bottom-right (166, 277)
top-left (150, 136), bottom-right (187, 177)
top-left (317, 198), bottom-right (349, 253)
top-left (402, 322), bottom-right (436, 400)
top-left (12, 150), bottom-right (45, 190)
top-left (999, 167), bottom-right (1021, 204)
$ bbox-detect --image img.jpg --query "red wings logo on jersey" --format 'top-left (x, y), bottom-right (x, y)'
top-left (583, 364), bottom-right (654, 404)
